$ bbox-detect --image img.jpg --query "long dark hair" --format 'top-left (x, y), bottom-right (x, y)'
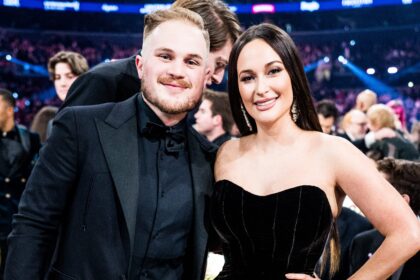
top-left (228, 23), bottom-right (339, 275)
top-left (228, 23), bottom-right (321, 136)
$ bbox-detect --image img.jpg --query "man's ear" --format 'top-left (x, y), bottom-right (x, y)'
top-left (135, 55), bottom-right (144, 80)
top-left (203, 66), bottom-right (211, 88)
top-left (213, 114), bottom-right (222, 126)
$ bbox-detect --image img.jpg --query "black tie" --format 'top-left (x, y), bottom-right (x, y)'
top-left (141, 122), bottom-right (185, 154)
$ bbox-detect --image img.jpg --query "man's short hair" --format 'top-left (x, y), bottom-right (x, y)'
top-left (316, 99), bottom-right (339, 120)
top-left (143, 7), bottom-right (210, 52)
top-left (0, 88), bottom-right (15, 108)
top-left (203, 89), bottom-right (234, 133)
top-left (47, 51), bottom-right (89, 81)
top-left (172, 0), bottom-right (241, 52)
top-left (377, 158), bottom-right (420, 215)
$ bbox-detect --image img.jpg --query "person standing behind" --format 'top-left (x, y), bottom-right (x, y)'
top-left (316, 99), bottom-right (339, 135)
top-left (350, 158), bottom-right (420, 279)
top-left (0, 88), bottom-right (40, 275)
top-left (62, 0), bottom-right (241, 108)
top-left (355, 89), bottom-right (377, 113)
top-left (47, 51), bottom-right (89, 102)
top-left (194, 89), bottom-right (234, 146)
top-left (5, 8), bottom-right (216, 280)
top-left (210, 23), bottom-right (420, 280)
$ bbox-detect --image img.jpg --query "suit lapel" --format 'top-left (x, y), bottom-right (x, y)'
top-left (187, 127), bottom-right (217, 279)
top-left (95, 95), bottom-right (139, 254)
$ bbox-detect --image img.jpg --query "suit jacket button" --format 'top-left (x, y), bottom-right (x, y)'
top-left (4, 177), bottom-right (10, 183)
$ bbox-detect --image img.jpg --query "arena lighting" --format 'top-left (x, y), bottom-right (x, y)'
top-left (366, 68), bottom-right (375, 75)
top-left (387, 66), bottom-right (398, 74)
top-left (350, 40), bottom-right (356, 46)
top-left (408, 81), bottom-right (414, 88)
top-left (338, 55), bottom-right (348, 65)
top-left (252, 4), bottom-right (275, 14)
top-left (4, 56), bottom-right (49, 76)
top-left (323, 56), bottom-right (330, 63)
top-left (1, 0), bottom-right (418, 14)
top-left (12, 92), bottom-right (19, 99)
top-left (342, 58), bottom-right (399, 97)
top-left (388, 62), bottom-right (420, 82)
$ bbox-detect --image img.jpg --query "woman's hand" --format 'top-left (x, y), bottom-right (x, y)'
top-left (285, 272), bottom-right (320, 279)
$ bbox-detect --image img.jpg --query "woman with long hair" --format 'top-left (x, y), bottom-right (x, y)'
top-left (210, 23), bottom-right (420, 280)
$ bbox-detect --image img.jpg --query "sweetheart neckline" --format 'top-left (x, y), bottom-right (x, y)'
top-left (215, 179), bottom-right (334, 216)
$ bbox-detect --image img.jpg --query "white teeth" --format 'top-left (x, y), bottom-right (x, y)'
top-left (256, 99), bottom-right (275, 106)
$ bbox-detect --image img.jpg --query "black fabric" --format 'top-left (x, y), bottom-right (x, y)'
top-left (210, 180), bottom-right (333, 280)
top-left (130, 96), bottom-right (193, 280)
top-left (350, 228), bottom-right (420, 280)
top-left (5, 95), bottom-right (216, 280)
top-left (321, 207), bottom-right (372, 280)
top-left (212, 133), bottom-right (232, 147)
top-left (62, 54), bottom-right (140, 108)
top-left (368, 136), bottom-right (419, 160)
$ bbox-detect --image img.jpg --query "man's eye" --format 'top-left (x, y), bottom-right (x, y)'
top-left (187, 60), bottom-right (199, 66)
top-left (159, 54), bottom-right (171, 60)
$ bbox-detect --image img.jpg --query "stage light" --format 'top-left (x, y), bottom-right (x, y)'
top-left (338, 56), bottom-right (348, 64)
top-left (12, 92), bottom-right (19, 99)
top-left (408, 81), bottom-right (414, 88)
top-left (104, 59), bottom-right (111, 63)
top-left (5, 54), bottom-right (12, 61)
top-left (323, 56), bottom-right (330, 63)
top-left (366, 68), bottom-right (375, 75)
top-left (350, 40), bottom-right (356, 46)
top-left (24, 100), bottom-right (31, 106)
top-left (387, 66), bottom-right (398, 74)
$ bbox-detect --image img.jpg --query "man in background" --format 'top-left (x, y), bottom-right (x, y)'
top-left (0, 88), bottom-right (40, 275)
top-left (194, 89), bottom-right (234, 146)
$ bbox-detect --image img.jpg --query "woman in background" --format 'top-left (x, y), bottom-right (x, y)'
top-left (210, 23), bottom-right (420, 280)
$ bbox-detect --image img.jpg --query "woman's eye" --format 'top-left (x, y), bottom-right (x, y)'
top-left (240, 76), bottom-right (253, 82)
top-left (268, 68), bottom-right (281, 75)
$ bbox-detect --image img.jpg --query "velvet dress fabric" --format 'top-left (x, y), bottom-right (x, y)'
top-left (210, 180), bottom-right (333, 280)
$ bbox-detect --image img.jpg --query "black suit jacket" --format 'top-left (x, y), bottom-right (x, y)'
top-left (350, 229), bottom-right (420, 280)
top-left (5, 95), bottom-right (216, 280)
top-left (63, 55), bottom-right (139, 108)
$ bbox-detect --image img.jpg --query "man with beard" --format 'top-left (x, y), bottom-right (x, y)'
top-left (5, 8), bottom-right (216, 280)
top-left (62, 0), bottom-right (241, 108)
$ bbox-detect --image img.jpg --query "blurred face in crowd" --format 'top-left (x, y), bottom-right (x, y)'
top-left (53, 62), bottom-right (78, 101)
top-left (318, 114), bottom-right (335, 134)
top-left (0, 97), bottom-right (14, 131)
top-left (347, 110), bottom-right (368, 139)
top-left (194, 99), bottom-right (217, 134)
top-left (206, 39), bottom-right (233, 86)
top-left (137, 20), bottom-right (209, 122)
top-left (237, 39), bottom-right (294, 126)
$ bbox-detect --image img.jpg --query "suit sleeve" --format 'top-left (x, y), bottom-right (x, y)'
top-left (61, 70), bottom-right (116, 108)
top-left (5, 107), bottom-right (79, 279)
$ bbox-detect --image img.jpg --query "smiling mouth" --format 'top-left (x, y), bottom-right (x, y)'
top-left (254, 97), bottom-right (278, 109)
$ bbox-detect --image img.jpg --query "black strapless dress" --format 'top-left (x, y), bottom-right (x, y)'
top-left (210, 180), bottom-right (333, 280)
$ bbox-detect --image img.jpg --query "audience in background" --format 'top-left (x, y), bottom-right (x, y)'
top-left (355, 89), bottom-right (377, 113)
top-left (47, 51), bottom-right (89, 102)
top-left (316, 99), bottom-right (339, 135)
top-left (30, 106), bottom-right (58, 144)
top-left (0, 88), bottom-right (40, 274)
top-left (350, 158), bottom-right (420, 279)
top-left (194, 89), bottom-right (234, 146)
top-left (366, 104), bottom-right (419, 160)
